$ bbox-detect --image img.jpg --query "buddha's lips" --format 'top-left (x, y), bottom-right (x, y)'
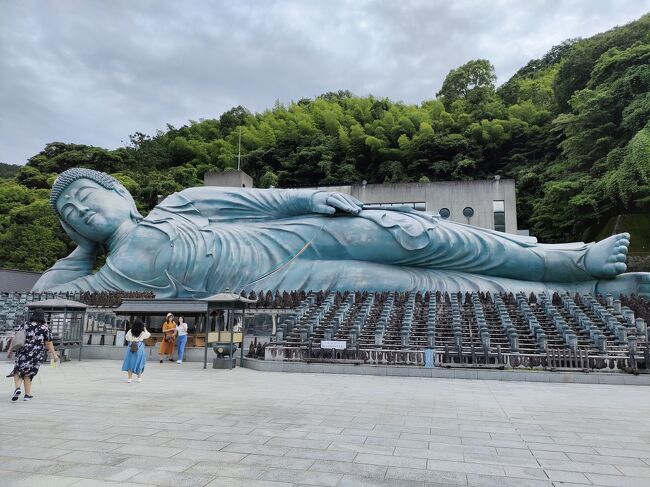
top-left (85, 213), bottom-right (95, 224)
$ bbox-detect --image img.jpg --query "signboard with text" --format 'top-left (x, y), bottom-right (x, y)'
top-left (320, 340), bottom-right (346, 350)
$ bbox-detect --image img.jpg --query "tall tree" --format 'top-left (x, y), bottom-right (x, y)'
top-left (436, 59), bottom-right (497, 108)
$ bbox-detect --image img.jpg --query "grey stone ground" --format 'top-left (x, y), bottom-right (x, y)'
top-left (1, 360), bottom-right (649, 487)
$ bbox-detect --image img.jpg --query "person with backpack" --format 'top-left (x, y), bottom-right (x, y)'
top-left (122, 320), bottom-right (150, 383)
top-left (6, 309), bottom-right (58, 402)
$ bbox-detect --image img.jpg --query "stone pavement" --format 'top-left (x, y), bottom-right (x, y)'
top-left (1, 360), bottom-right (650, 487)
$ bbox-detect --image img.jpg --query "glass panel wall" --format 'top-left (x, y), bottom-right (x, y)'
top-left (493, 200), bottom-right (505, 232)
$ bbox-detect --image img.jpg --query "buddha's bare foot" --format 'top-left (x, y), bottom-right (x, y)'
top-left (585, 233), bottom-right (629, 278)
top-left (596, 272), bottom-right (650, 300)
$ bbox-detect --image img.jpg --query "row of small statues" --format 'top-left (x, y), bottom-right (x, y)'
top-left (243, 290), bottom-right (309, 309)
top-left (246, 338), bottom-right (267, 359)
top-left (619, 294), bottom-right (650, 324)
top-left (76, 291), bottom-right (155, 307)
top-left (0, 290), bottom-right (155, 308)
top-left (242, 288), bottom-right (648, 325)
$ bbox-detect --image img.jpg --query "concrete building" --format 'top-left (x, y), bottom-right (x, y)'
top-left (204, 172), bottom-right (518, 234)
top-left (204, 170), bottom-right (253, 188)
top-left (308, 178), bottom-right (518, 234)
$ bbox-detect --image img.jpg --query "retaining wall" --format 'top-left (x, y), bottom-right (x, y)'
top-left (242, 358), bottom-right (650, 385)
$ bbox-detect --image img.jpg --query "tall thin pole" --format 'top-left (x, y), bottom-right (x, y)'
top-left (203, 312), bottom-right (208, 369)
top-left (240, 308), bottom-right (244, 365)
top-left (237, 126), bottom-right (242, 171)
top-left (229, 307), bottom-right (234, 370)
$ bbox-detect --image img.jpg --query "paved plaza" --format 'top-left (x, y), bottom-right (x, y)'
top-left (0, 360), bottom-right (650, 487)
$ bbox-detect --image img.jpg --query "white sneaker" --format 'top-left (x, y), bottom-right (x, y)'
top-left (127, 379), bottom-right (132, 383)
top-left (137, 377), bottom-right (142, 383)
top-left (176, 360), bottom-right (182, 364)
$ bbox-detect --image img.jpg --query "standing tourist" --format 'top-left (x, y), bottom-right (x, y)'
top-left (159, 313), bottom-right (176, 363)
top-left (6, 309), bottom-right (58, 402)
top-left (176, 316), bottom-right (188, 364)
top-left (122, 320), bottom-right (150, 383)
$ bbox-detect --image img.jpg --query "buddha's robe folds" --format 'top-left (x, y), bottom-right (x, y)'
top-left (38, 187), bottom-right (597, 297)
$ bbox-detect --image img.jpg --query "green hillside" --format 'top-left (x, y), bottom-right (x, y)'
top-left (589, 213), bottom-right (650, 253)
top-left (584, 213), bottom-right (650, 272)
top-left (0, 162), bottom-right (20, 179)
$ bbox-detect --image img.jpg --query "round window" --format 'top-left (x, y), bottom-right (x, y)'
top-left (439, 208), bottom-right (450, 219)
top-left (463, 207), bottom-right (474, 218)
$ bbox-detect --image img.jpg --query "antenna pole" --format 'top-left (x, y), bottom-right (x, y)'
top-left (237, 126), bottom-right (242, 171)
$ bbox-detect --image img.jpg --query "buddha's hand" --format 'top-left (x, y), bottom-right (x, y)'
top-left (71, 241), bottom-right (99, 260)
top-left (32, 236), bottom-right (99, 291)
top-left (311, 192), bottom-right (363, 215)
top-left (62, 223), bottom-right (100, 258)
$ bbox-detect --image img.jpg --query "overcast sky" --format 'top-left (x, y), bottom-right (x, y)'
top-left (1, 0), bottom-right (649, 166)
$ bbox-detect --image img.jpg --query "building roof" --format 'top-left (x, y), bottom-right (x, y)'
top-left (116, 298), bottom-right (208, 315)
top-left (26, 298), bottom-right (88, 309)
top-left (0, 268), bottom-right (42, 292)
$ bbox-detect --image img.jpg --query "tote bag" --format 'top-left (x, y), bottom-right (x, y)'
top-left (11, 328), bottom-right (26, 351)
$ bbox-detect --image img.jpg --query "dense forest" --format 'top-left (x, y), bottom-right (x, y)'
top-left (0, 14), bottom-right (649, 272)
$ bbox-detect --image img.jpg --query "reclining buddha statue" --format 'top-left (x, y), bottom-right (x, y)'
top-left (32, 168), bottom-right (649, 298)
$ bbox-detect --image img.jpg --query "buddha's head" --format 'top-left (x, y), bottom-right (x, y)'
top-left (51, 168), bottom-right (143, 244)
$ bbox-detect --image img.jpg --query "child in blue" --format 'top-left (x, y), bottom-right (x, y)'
top-left (122, 320), bottom-right (150, 382)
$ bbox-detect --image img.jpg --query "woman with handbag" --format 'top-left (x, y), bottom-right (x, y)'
top-left (159, 313), bottom-right (176, 363)
top-left (122, 320), bottom-right (151, 383)
top-left (6, 309), bottom-right (58, 402)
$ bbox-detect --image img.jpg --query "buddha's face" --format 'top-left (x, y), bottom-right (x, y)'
top-left (56, 178), bottom-right (132, 242)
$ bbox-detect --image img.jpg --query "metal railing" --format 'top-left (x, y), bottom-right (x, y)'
top-left (264, 344), bottom-right (650, 373)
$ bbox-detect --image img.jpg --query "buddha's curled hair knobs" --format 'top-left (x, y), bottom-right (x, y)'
top-left (50, 168), bottom-right (119, 216)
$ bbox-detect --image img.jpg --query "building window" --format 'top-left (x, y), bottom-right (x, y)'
top-left (364, 202), bottom-right (426, 211)
top-left (493, 200), bottom-right (505, 232)
top-left (439, 208), bottom-right (450, 219)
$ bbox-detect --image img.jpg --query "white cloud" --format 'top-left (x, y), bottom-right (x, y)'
top-left (1, 0), bottom-right (649, 165)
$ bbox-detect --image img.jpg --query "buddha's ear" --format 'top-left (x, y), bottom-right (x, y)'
top-left (114, 183), bottom-right (131, 198)
top-left (114, 183), bottom-right (144, 221)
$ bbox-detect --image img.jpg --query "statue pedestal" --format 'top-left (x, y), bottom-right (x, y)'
top-left (213, 357), bottom-right (236, 369)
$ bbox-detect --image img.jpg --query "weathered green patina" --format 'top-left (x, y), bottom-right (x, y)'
top-left (33, 168), bottom-right (650, 298)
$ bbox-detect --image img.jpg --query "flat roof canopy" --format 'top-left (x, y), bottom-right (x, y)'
top-left (26, 298), bottom-right (88, 309)
top-left (115, 299), bottom-right (208, 315)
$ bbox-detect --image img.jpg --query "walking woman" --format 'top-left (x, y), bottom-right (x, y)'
top-left (7, 309), bottom-right (58, 402)
top-left (159, 313), bottom-right (176, 362)
top-left (176, 316), bottom-right (188, 364)
top-left (122, 320), bottom-right (151, 383)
